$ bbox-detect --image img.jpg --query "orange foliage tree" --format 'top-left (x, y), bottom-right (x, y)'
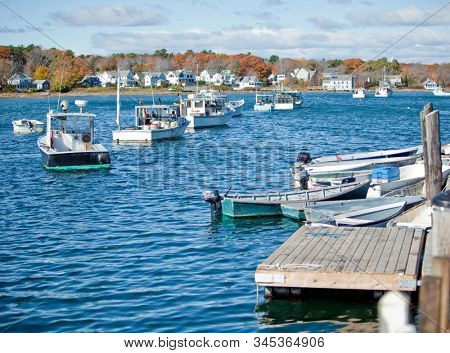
top-left (236, 55), bottom-right (272, 80)
top-left (49, 51), bottom-right (89, 92)
top-left (342, 58), bottom-right (365, 74)
top-left (34, 66), bottom-right (49, 80)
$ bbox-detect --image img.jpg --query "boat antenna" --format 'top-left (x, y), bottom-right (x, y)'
top-left (116, 66), bottom-right (121, 130)
top-left (196, 62), bottom-right (199, 94)
top-left (150, 81), bottom-right (155, 106)
top-left (224, 186), bottom-right (232, 197)
top-left (56, 60), bottom-right (66, 112)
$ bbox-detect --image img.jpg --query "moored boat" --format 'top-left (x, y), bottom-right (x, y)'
top-left (254, 94), bottom-right (274, 111)
top-left (433, 86), bottom-right (450, 96)
top-left (375, 86), bottom-right (392, 98)
top-left (37, 100), bottom-right (110, 170)
top-left (181, 96), bottom-right (233, 128)
top-left (216, 181), bottom-right (370, 218)
top-left (227, 99), bottom-right (245, 117)
top-left (12, 119), bottom-right (44, 134)
top-left (352, 88), bottom-right (366, 99)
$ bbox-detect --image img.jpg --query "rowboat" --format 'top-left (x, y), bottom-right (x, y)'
top-left (386, 201), bottom-right (429, 230)
top-left (309, 145), bottom-right (421, 164)
top-left (302, 154), bottom-right (420, 175)
top-left (220, 181), bottom-right (370, 218)
top-left (312, 201), bottom-right (407, 227)
top-left (367, 163), bottom-right (450, 198)
top-left (301, 196), bottom-right (423, 223)
top-left (13, 119), bottom-right (44, 134)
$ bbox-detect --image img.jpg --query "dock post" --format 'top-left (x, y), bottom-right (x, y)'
top-left (420, 104), bottom-right (442, 205)
top-left (378, 292), bottom-right (415, 332)
top-left (419, 190), bottom-right (450, 332)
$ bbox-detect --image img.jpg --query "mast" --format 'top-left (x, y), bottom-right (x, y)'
top-left (116, 67), bottom-right (121, 130)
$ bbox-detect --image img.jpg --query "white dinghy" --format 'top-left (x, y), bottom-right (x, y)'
top-left (13, 119), bottom-right (44, 134)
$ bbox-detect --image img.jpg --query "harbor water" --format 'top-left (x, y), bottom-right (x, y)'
top-left (1, 92), bottom-right (449, 332)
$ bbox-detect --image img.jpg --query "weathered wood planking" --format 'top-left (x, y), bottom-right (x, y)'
top-left (255, 225), bottom-right (425, 292)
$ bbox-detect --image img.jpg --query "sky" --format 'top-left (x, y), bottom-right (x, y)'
top-left (0, 0), bottom-right (449, 63)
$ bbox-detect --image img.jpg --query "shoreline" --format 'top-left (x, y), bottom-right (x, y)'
top-left (0, 87), bottom-right (435, 99)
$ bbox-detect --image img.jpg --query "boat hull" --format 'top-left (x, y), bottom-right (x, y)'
top-left (40, 149), bottom-right (110, 170)
top-left (112, 123), bottom-right (188, 143)
top-left (274, 103), bottom-right (294, 110)
top-left (254, 104), bottom-right (273, 111)
top-left (187, 112), bottom-right (233, 128)
top-left (222, 182), bottom-right (370, 218)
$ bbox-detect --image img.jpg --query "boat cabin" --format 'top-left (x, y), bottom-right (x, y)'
top-left (181, 97), bottom-right (227, 117)
top-left (274, 92), bottom-right (294, 104)
top-left (135, 105), bottom-right (181, 125)
top-left (255, 94), bottom-right (273, 104)
top-left (45, 111), bottom-right (96, 152)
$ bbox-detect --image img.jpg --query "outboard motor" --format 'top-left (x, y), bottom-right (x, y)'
top-left (202, 190), bottom-right (223, 216)
top-left (342, 176), bottom-right (356, 184)
top-left (294, 165), bottom-right (309, 190)
top-left (296, 152), bottom-right (312, 164)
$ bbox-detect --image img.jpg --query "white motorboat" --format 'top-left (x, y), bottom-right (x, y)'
top-left (254, 94), bottom-right (274, 111)
top-left (112, 70), bottom-right (188, 143)
top-left (367, 163), bottom-right (450, 198)
top-left (227, 99), bottom-right (245, 117)
top-left (352, 88), bottom-right (366, 99)
top-left (37, 100), bottom-right (110, 170)
top-left (180, 96), bottom-right (233, 128)
top-left (112, 104), bottom-right (189, 143)
top-left (375, 86), bottom-right (392, 97)
top-left (12, 119), bottom-right (44, 134)
top-left (273, 90), bottom-right (303, 110)
top-left (433, 86), bottom-right (450, 96)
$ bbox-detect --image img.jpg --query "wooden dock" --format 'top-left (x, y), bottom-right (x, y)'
top-left (255, 225), bottom-right (425, 293)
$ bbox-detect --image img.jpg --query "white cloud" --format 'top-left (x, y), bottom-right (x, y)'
top-left (50, 5), bottom-right (167, 27)
top-left (347, 5), bottom-right (450, 27)
top-left (89, 26), bottom-right (450, 63)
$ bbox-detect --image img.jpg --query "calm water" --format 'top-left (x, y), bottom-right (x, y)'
top-left (1, 91), bottom-right (448, 333)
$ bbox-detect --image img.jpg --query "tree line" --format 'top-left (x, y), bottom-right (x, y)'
top-left (0, 44), bottom-right (448, 92)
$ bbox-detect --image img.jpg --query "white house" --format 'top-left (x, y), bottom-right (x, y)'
top-left (236, 76), bottom-right (262, 90)
top-left (196, 69), bottom-right (212, 83)
top-left (291, 67), bottom-right (316, 82)
top-left (136, 72), bottom-right (168, 87)
top-left (322, 74), bottom-right (354, 91)
top-left (166, 69), bottom-right (196, 86)
top-left (268, 73), bottom-right (286, 86)
top-left (322, 67), bottom-right (340, 79)
top-left (423, 78), bottom-right (438, 90)
top-left (385, 75), bottom-right (402, 87)
top-left (98, 70), bottom-right (137, 87)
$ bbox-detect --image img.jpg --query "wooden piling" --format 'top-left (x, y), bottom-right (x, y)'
top-left (420, 104), bottom-right (442, 205)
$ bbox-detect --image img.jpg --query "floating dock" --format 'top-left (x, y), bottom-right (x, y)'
top-left (255, 225), bottom-right (425, 293)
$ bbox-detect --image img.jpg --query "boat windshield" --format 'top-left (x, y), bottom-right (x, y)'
top-left (51, 115), bottom-right (92, 135)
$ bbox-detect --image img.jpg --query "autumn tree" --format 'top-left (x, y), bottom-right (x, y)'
top-left (342, 58), bottom-right (364, 74)
top-left (49, 51), bottom-right (89, 92)
top-left (34, 66), bottom-right (49, 80)
top-left (237, 55), bottom-right (272, 81)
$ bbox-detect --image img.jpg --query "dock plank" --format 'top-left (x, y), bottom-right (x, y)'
top-left (310, 227), bottom-right (348, 271)
top-left (365, 227), bottom-right (393, 273)
top-left (375, 227), bottom-right (400, 273)
top-left (335, 227), bottom-right (369, 272)
top-left (357, 227), bottom-right (385, 272)
top-left (405, 229), bottom-right (425, 276)
top-left (395, 229), bottom-right (415, 273)
top-left (345, 227), bottom-right (380, 273)
top-left (385, 228), bottom-right (408, 273)
top-left (325, 227), bottom-right (364, 272)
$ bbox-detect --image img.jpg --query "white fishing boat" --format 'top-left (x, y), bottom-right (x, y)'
top-left (352, 88), bottom-right (366, 99)
top-left (433, 86), bottom-right (450, 96)
top-left (180, 96), bottom-right (233, 129)
top-left (112, 69), bottom-right (188, 143)
top-left (367, 163), bottom-right (450, 198)
top-left (37, 100), bottom-right (110, 170)
top-left (273, 91), bottom-right (294, 110)
top-left (375, 86), bottom-right (392, 98)
top-left (254, 94), bottom-right (274, 111)
top-left (12, 119), bottom-right (44, 134)
top-left (187, 89), bottom-right (244, 117)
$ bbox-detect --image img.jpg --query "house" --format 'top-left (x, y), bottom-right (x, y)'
top-left (219, 70), bottom-right (236, 86)
top-left (79, 75), bottom-right (101, 87)
top-left (137, 72), bottom-right (168, 87)
top-left (291, 67), bottom-right (316, 82)
top-left (211, 72), bottom-right (225, 86)
top-left (33, 80), bottom-right (50, 91)
top-left (98, 70), bottom-right (137, 87)
top-left (384, 75), bottom-right (402, 87)
top-left (322, 67), bottom-right (341, 79)
top-left (322, 74), bottom-right (354, 91)
top-left (196, 69), bottom-right (212, 83)
top-left (7, 73), bottom-right (34, 90)
top-left (165, 69), bottom-right (196, 86)
top-left (236, 76), bottom-right (262, 90)
top-left (423, 78), bottom-right (438, 90)
top-left (268, 73), bottom-right (286, 86)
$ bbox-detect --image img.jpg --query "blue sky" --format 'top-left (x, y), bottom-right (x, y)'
top-left (0, 0), bottom-right (449, 62)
